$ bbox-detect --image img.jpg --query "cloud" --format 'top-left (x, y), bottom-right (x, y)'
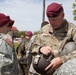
top-left (0, 0), bottom-right (75, 32)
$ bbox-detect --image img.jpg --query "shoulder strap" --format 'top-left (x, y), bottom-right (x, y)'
top-left (59, 24), bottom-right (74, 53)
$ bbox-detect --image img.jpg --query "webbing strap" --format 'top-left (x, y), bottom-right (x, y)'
top-left (59, 27), bottom-right (74, 54)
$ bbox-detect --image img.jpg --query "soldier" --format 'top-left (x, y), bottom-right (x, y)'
top-left (17, 31), bottom-right (33, 75)
top-left (28, 21), bottom-right (50, 75)
top-left (31, 2), bottom-right (76, 75)
top-left (0, 13), bottom-right (19, 75)
top-left (28, 34), bottom-right (41, 75)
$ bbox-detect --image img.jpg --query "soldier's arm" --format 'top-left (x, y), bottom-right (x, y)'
top-left (31, 34), bottom-right (43, 55)
top-left (60, 28), bottom-right (76, 63)
top-left (18, 40), bottom-right (25, 55)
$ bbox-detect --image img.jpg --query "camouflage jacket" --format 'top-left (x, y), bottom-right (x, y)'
top-left (18, 38), bottom-right (31, 56)
top-left (31, 19), bottom-right (76, 63)
top-left (17, 38), bottom-right (33, 65)
top-left (0, 33), bottom-right (19, 75)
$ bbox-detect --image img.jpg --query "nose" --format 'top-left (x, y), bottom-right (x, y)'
top-left (49, 20), bottom-right (55, 25)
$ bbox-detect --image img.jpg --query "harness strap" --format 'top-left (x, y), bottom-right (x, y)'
top-left (59, 26), bottom-right (74, 54)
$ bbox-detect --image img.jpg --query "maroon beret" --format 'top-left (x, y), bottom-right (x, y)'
top-left (46, 3), bottom-right (63, 18)
top-left (25, 31), bottom-right (33, 36)
top-left (8, 19), bottom-right (14, 27)
top-left (0, 13), bottom-right (10, 27)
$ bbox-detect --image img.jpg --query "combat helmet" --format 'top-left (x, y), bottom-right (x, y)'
top-left (60, 42), bottom-right (76, 56)
top-left (33, 54), bottom-right (55, 75)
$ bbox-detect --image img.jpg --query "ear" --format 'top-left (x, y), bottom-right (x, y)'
top-left (62, 12), bottom-right (64, 18)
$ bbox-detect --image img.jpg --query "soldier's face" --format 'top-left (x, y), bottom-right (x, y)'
top-left (25, 35), bottom-right (31, 40)
top-left (48, 12), bottom-right (64, 29)
top-left (0, 23), bottom-right (12, 34)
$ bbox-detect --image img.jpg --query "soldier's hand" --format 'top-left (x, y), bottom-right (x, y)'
top-left (45, 57), bottom-right (62, 74)
top-left (40, 46), bottom-right (52, 56)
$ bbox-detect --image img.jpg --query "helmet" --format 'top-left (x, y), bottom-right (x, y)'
top-left (60, 42), bottom-right (76, 56)
top-left (25, 31), bottom-right (33, 36)
top-left (33, 54), bottom-right (55, 75)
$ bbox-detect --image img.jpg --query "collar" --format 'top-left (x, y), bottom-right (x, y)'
top-left (53, 19), bottom-right (68, 34)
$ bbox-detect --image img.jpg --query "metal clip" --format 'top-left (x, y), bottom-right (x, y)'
top-left (34, 55), bottom-right (40, 64)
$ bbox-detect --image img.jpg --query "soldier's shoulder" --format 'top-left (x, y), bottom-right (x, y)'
top-left (0, 33), bottom-right (12, 41)
top-left (67, 22), bottom-right (76, 34)
top-left (0, 33), bottom-right (13, 47)
top-left (40, 24), bottom-right (53, 34)
top-left (68, 22), bottom-right (76, 28)
top-left (5, 34), bottom-right (13, 47)
top-left (30, 35), bottom-right (37, 42)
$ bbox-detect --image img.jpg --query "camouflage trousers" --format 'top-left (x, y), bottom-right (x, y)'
top-left (29, 72), bottom-right (40, 75)
top-left (19, 63), bottom-right (28, 75)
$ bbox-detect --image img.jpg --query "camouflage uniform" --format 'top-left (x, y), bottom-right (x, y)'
top-left (17, 38), bottom-right (32, 75)
top-left (29, 35), bottom-right (41, 75)
top-left (53, 58), bottom-right (76, 75)
top-left (31, 19), bottom-right (76, 75)
top-left (0, 33), bottom-right (19, 75)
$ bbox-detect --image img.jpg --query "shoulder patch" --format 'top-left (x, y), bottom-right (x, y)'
top-left (5, 37), bottom-right (13, 47)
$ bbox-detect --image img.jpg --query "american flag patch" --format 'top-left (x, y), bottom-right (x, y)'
top-left (5, 38), bottom-right (13, 47)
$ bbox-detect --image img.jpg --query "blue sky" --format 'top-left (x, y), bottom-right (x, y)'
top-left (0, 0), bottom-right (75, 32)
